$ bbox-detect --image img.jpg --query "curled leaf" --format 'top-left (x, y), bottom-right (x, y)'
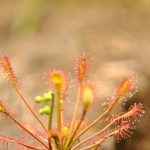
top-left (0, 55), bottom-right (21, 90)
top-left (75, 54), bottom-right (87, 84)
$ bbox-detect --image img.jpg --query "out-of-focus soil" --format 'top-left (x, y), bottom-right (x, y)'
top-left (0, 1), bottom-right (150, 150)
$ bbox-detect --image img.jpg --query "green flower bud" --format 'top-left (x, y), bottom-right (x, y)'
top-left (35, 96), bottom-right (44, 103)
top-left (39, 106), bottom-right (51, 115)
top-left (62, 126), bottom-right (69, 137)
top-left (43, 91), bottom-right (54, 102)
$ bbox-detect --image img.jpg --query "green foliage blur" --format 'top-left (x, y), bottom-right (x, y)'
top-left (11, 0), bottom-right (49, 34)
top-left (1, 0), bottom-right (149, 35)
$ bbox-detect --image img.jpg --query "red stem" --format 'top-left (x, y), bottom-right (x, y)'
top-left (15, 88), bottom-right (48, 134)
top-left (10, 115), bottom-right (48, 149)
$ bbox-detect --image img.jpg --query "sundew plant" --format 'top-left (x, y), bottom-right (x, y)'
top-left (0, 54), bottom-right (145, 150)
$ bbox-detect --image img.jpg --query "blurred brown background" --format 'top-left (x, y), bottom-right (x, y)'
top-left (0, 0), bottom-right (150, 150)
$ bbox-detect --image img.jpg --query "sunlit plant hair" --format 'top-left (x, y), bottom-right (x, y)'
top-left (0, 53), bottom-right (145, 150)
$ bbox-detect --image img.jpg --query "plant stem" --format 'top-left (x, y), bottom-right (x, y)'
top-left (76, 130), bottom-right (114, 150)
top-left (72, 112), bottom-right (124, 150)
top-left (72, 106), bottom-right (111, 145)
top-left (47, 93), bottom-right (54, 150)
top-left (56, 91), bottom-right (62, 132)
top-left (72, 94), bottom-right (120, 143)
top-left (64, 84), bottom-right (82, 149)
top-left (69, 109), bottom-right (87, 146)
top-left (56, 90), bottom-right (64, 149)
top-left (18, 141), bottom-right (48, 150)
top-left (15, 87), bottom-right (48, 134)
top-left (10, 115), bottom-right (48, 149)
top-left (77, 138), bottom-right (105, 150)
top-left (48, 137), bottom-right (52, 150)
top-left (0, 135), bottom-right (47, 150)
top-left (48, 93), bottom-right (54, 130)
